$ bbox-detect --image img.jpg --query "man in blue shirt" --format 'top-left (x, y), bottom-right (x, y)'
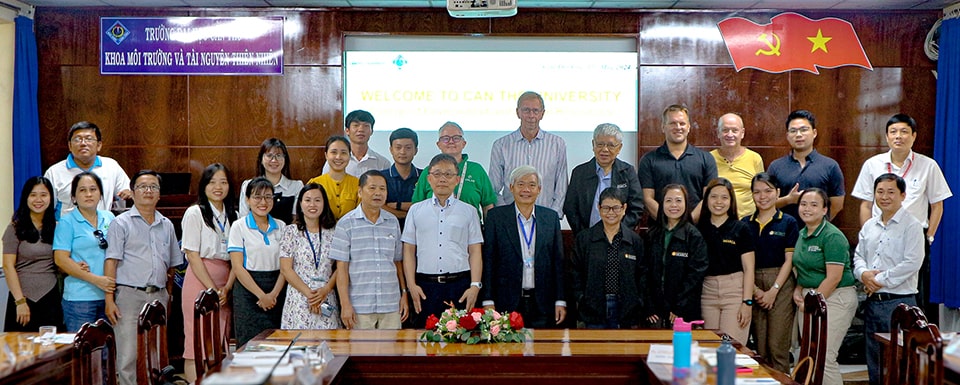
top-left (381, 128), bottom-right (421, 230)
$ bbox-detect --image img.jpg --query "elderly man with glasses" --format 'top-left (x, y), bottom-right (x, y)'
top-left (411, 121), bottom-right (496, 222)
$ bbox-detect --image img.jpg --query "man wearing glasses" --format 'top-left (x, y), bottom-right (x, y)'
top-left (403, 154), bottom-right (484, 328)
top-left (411, 122), bottom-right (496, 222)
top-left (767, 110), bottom-right (845, 221)
top-left (488, 92), bottom-right (568, 216)
top-left (103, 170), bottom-right (183, 385)
top-left (44, 121), bottom-right (132, 218)
top-left (564, 123), bottom-right (643, 236)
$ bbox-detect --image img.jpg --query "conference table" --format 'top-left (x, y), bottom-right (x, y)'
top-left (242, 328), bottom-right (797, 384)
top-left (0, 332), bottom-right (73, 385)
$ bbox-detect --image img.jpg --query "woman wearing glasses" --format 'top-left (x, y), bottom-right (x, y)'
top-left (3, 177), bottom-right (62, 332)
top-left (570, 188), bottom-right (646, 329)
top-left (180, 164), bottom-right (238, 383)
top-left (229, 177), bottom-right (287, 347)
top-left (239, 138), bottom-right (304, 224)
top-left (53, 172), bottom-right (117, 332)
top-left (644, 184), bottom-right (708, 328)
top-left (308, 136), bottom-right (359, 220)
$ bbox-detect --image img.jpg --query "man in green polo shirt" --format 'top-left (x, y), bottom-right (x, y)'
top-left (411, 121), bottom-right (496, 222)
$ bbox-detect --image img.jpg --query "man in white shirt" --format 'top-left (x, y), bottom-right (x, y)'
top-left (853, 173), bottom-right (924, 385)
top-left (44, 121), bottom-right (132, 218)
top-left (852, 114), bottom-right (951, 319)
top-left (322, 110), bottom-right (392, 176)
top-left (402, 154), bottom-right (484, 328)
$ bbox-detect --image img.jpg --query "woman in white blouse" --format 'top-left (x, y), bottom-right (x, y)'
top-left (180, 163), bottom-right (238, 383)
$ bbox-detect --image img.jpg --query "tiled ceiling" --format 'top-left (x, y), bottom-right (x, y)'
top-left (10, 0), bottom-right (959, 9)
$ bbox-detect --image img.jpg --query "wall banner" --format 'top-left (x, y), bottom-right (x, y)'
top-left (100, 16), bottom-right (284, 75)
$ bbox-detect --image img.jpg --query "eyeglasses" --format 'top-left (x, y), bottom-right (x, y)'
top-left (93, 230), bottom-right (108, 250)
top-left (593, 142), bottom-right (622, 150)
top-left (599, 205), bottom-right (624, 213)
top-left (135, 184), bottom-right (160, 192)
top-left (263, 153), bottom-right (284, 161)
top-left (250, 195), bottom-right (273, 202)
top-left (429, 171), bottom-right (458, 180)
top-left (513, 181), bottom-right (539, 190)
top-left (519, 107), bottom-right (542, 115)
top-left (438, 135), bottom-right (464, 144)
top-left (71, 136), bottom-right (98, 144)
top-left (787, 126), bottom-right (813, 135)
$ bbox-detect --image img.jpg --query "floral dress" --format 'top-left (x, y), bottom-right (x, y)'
top-left (279, 224), bottom-right (341, 329)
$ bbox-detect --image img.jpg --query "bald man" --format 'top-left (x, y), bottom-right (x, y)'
top-left (709, 113), bottom-right (765, 218)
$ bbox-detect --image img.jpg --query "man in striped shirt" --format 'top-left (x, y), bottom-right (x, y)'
top-left (332, 170), bottom-right (408, 329)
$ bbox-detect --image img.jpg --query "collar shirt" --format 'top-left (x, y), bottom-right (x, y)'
top-left (489, 129), bottom-right (568, 215)
top-left (514, 205), bottom-right (537, 290)
top-left (227, 213), bottom-right (285, 271)
top-left (105, 206), bottom-right (183, 288)
top-left (53, 208), bottom-right (115, 301)
top-left (401, 196), bottom-right (484, 274)
top-left (766, 149), bottom-right (845, 220)
top-left (851, 150), bottom-right (952, 227)
top-left (742, 210), bottom-right (799, 269)
top-left (322, 148), bottom-right (392, 177)
top-left (383, 164), bottom-right (421, 205)
top-left (711, 149), bottom-right (765, 218)
top-left (44, 154), bottom-right (131, 219)
top-left (180, 204), bottom-right (232, 261)
top-left (238, 175), bottom-right (304, 218)
top-left (637, 142), bottom-right (718, 208)
top-left (589, 163), bottom-right (614, 228)
top-left (853, 206), bottom-right (925, 294)
top-left (411, 154), bottom-right (498, 222)
top-left (794, 220), bottom-right (856, 289)
top-left (698, 216), bottom-right (756, 277)
top-left (329, 207), bottom-right (403, 314)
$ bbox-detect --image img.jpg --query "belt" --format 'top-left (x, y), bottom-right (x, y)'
top-left (521, 289), bottom-right (535, 298)
top-left (866, 292), bottom-right (915, 302)
top-left (416, 271), bottom-right (470, 284)
top-left (119, 284), bottom-right (163, 294)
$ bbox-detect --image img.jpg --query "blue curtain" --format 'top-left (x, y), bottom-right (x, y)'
top-left (931, 15), bottom-right (960, 308)
top-left (12, 15), bottom-right (42, 206)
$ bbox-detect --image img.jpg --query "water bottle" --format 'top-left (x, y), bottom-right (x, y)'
top-left (716, 337), bottom-right (736, 385)
top-left (672, 317), bottom-right (704, 383)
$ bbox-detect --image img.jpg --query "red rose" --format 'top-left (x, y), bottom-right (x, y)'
top-left (459, 315), bottom-right (478, 330)
top-left (425, 314), bottom-right (440, 330)
top-left (471, 308), bottom-right (485, 315)
top-left (509, 312), bottom-right (525, 329)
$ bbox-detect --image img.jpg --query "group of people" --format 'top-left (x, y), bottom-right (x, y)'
top-left (1, 91), bottom-right (950, 385)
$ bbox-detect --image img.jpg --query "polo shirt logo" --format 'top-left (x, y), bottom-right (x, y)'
top-left (672, 251), bottom-right (689, 257)
top-left (617, 183), bottom-right (627, 188)
top-left (769, 231), bottom-right (785, 236)
top-left (807, 245), bottom-right (822, 252)
top-left (723, 239), bottom-right (736, 245)
top-left (624, 254), bottom-right (637, 260)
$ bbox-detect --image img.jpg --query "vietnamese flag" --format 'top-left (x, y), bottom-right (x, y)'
top-left (717, 12), bottom-right (873, 74)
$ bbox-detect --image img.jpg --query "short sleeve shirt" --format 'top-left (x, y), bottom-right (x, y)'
top-left (329, 207), bottom-right (403, 314)
top-left (307, 174), bottom-right (360, 220)
top-left (238, 176), bottom-right (304, 222)
top-left (766, 149), bottom-right (845, 220)
top-left (322, 148), bottom-right (393, 178)
top-left (742, 210), bottom-right (800, 269)
top-left (180, 204), bottom-right (232, 261)
top-left (2, 224), bottom-right (57, 301)
top-left (401, 197), bottom-right (484, 274)
top-left (711, 149), bottom-right (765, 218)
top-left (227, 213), bottom-right (285, 271)
top-left (105, 206), bottom-right (183, 288)
top-left (44, 155), bottom-right (130, 219)
top-left (52, 209), bottom-right (115, 301)
top-left (793, 220), bottom-right (856, 289)
top-left (698, 217), bottom-right (756, 276)
top-left (411, 154), bottom-right (497, 222)
top-left (851, 150), bottom-right (952, 227)
top-left (382, 164), bottom-right (421, 205)
top-left (638, 143), bottom-right (718, 207)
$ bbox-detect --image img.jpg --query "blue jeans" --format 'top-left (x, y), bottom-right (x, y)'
top-left (864, 295), bottom-right (917, 385)
top-left (587, 294), bottom-right (621, 329)
top-left (62, 299), bottom-right (106, 333)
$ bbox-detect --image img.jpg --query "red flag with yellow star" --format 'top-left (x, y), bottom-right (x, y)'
top-left (717, 12), bottom-right (872, 74)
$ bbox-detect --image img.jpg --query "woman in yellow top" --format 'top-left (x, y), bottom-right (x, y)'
top-left (308, 136), bottom-right (359, 219)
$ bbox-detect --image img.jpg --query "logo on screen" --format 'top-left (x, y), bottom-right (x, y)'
top-left (106, 21), bottom-right (130, 45)
top-left (393, 55), bottom-right (408, 69)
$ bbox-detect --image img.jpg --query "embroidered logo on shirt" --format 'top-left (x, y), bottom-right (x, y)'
top-left (624, 254), bottom-right (637, 260)
top-left (723, 239), bottom-right (736, 245)
top-left (807, 245), bottom-right (822, 252)
top-left (672, 252), bottom-right (689, 257)
top-left (769, 231), bottom-right (785, 236)
top-left (617, 183), bottom-right (628, 189)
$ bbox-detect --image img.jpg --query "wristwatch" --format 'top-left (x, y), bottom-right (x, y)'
top-left (742, 299), bottom-right (755, 306)
top-left (470, 281), bottom-right (483, 289)
top-left (928, 235), bottom-right (935, 245)
top-left (772, 282), bottom-right (781, 290)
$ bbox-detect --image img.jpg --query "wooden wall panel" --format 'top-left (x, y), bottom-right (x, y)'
top-left (492, 10), bottom-right (640, 34)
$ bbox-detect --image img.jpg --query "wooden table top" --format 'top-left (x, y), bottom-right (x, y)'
top-left (0, 332), bottom-right (73, 385)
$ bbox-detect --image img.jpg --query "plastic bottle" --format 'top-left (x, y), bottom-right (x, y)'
top-left (672, 317), bottom-right (705, 383)
top-left (716, 337), bottom-right (736, 385)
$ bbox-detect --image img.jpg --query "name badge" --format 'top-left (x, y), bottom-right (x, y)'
top-left (807, 245), bottom-right (822, 252)
top-left (722, 239), bottom-right (736, 245)
top-left (624, 254), bottom-right (637, 260)
top-left (672, 251), bottom-right (689, 258)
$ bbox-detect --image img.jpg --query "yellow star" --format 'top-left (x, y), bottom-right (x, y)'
top-left (807, 29), bottom-right (832, 53)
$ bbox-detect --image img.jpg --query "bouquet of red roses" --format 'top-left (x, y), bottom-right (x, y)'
top-left (419, 303), bottom-right (529, 344)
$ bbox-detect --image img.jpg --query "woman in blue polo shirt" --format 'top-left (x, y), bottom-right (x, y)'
top-left (53, 172), bottom-right (116, 332)
top-left (792, 188), bottom-right (857, 385)
top-left (743, 172), bottom-right (799, 373)
top-left (229, 177), bottom-right (287, 347)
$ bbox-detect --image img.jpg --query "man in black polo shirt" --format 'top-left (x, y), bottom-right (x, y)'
top-left (638, 104), bottom-right (717, 222)
top-left (766, 110), bottom-right (845, 220)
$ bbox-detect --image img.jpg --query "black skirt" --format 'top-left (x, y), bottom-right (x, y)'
top-left (5, 287), bottom-right (64, 332)
top-left (233, 269), bottom-right (286, 348)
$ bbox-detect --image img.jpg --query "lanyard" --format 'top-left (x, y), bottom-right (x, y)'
top-left (887, 152), bottom-right (915, 179)
top-left (453, 161), bottom-right (467, 200)
top-left (518, 213), bottom-right (535, 264)
top-left (304, 230), bottom-right (320, 270)
top-left (214, 215), bottom-right (226, 234)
